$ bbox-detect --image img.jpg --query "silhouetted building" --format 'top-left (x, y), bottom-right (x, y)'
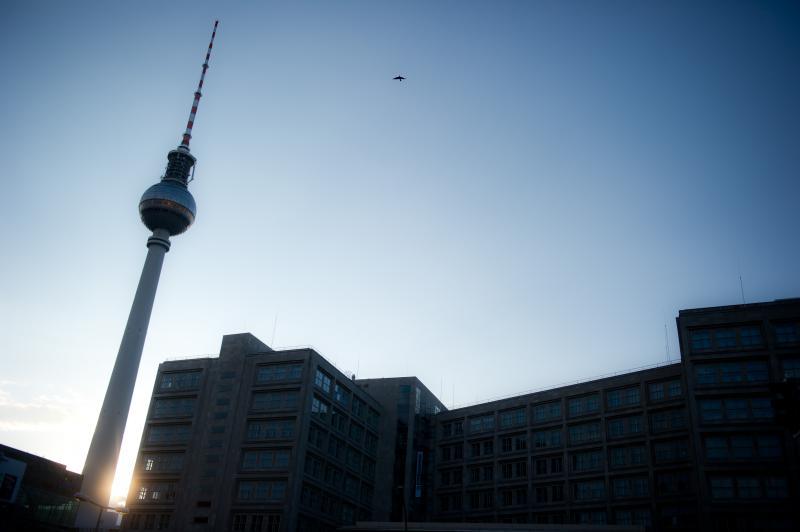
top-left (124, 334), bottom-right (383, 532)
top-left (0, 444), bottom-right (82, 531)
top-left (677, 298), bottom-right (800, 531)
top-left (354, 378), bottom-right (446, 522)
top-left (431, 363), bottom-right (688, 530)
top-left (123, 299), bottom-right (800, 532)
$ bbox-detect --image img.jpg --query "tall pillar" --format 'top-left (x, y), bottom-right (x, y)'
top-left (76, 229), bottom-right (171, 527)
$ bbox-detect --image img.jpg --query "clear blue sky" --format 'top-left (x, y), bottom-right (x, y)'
top-left (1, 0), bottom-right (798, 502)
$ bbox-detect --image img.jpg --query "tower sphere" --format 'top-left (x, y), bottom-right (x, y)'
top-left (139, 182), bottom-right (196, 236)
top-left (138, 147), bottom-right (197, 236)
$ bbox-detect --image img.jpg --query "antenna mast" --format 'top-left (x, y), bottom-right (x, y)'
top-left (181, 20), bottom-right (219, 150)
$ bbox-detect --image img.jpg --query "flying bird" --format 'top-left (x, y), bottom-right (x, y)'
top-left (393, 75), bottom-right (406, 81)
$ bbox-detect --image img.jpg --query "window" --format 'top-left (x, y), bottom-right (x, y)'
top-left (610, 445), bottom-right (647, 468)
top-left (468, 414), bottom-right (495, 433)
top-left (656, 471), bottom-right (692, 496)
top-left (699, 398), bottom-right (774, 423)
top-left (351, 397), bottom-right (366, 419)
top-left (690, 330), bottom-right (712, 351)
top-left (694, 361), bottom-right (769, 386)
top-left (366, 407), bottom-right (379, 428)
top-left (775, 323), bottom-right (799, 344)
top-left (606, 387), bottom-right (640, 409)
top-left (710, 477), bottom-right (734, 499)
top-left (252, 391), bottom-right (299, 411)
top-left (615, 509), bottom-right (651, 527)
top-left (237, 480), bottom-right (286, 502)
top-left (650, 409), bottom-right (685, 433)
top-left (782, 358), bottom-right (800, 379)
top-left (256, 364), bottom-right (302, 383)
top-left (739, 326), bottom-right (763, 346)
top-left (649, 379), bottom-right (682, 402)
top-left (654, 440), bottom-right (688, 463)
top-left (571, 450), bottom-right (602, 472)
top-left (715, 329), bottom-right (738, 348)
top-left (159, 371), bottom-right (200, 391)
top-left (242, 450), bottom-right (290, 470)
top-left (141, 453), bottom-right (184, 473)
top-left (533, 401), bottom-right (561, 423)
top-left (606, 415), bottom-right (643, 439)
top-left (314, 369), bottom-right (332, 393)
top-left (146, 424), bottom-right (190, 444)
top-left (310, 396), bottom-right (329, 420)
top-left (348, 422), bottom-right (364, 443)
top-left (569, 422), bottom-right (601, 445)
top-left (152, 397), bottom-right (195, 418)
top-left (612, 477), bottom-right (649, 498)
top-left (499, 408), bottom-right (526, 429)
top-left (135, 483), bottom-right (176, 503)
top-left (704, 434), bottom-right (782, 460)
top-left (333, 384), bottom-right (351, 407)
top-left (765, 477), bottom-right (788, 499)
top-left (567, 394), bottom-right (599, 417)
top-left (533, 429), bottom-right (562, 449)
top-left (573, 480), bottom-right (605, 501)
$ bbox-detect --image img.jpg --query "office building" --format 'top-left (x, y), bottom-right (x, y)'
top-left (354, 378), bottom-right (446, 522)
top-left (677, 298), bottom-right (800, 531)
top-left (123, 298), bottom-right (800, 531)
top-left (124, 333), bottom-right (383, 532)
top-left (0, 443), bottom-right (82, 530)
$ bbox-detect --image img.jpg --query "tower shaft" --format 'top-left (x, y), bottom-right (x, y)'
top-left (76, 230), bottom-right (171, 527)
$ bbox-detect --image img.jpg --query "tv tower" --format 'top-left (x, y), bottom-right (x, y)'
top-left (75, 21), bottom-right (218, 528)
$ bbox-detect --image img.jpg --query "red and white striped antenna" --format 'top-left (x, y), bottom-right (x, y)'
top-left (180, 20), bottom-right (219, 151)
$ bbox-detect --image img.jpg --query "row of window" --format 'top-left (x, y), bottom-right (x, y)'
top-left (704, 434), bottom-right (782, 460)
top-left (304, 454), bottom-right (374, 506)
top-left (436, 497), bottom-right (652, 527)
top-left (441, 439), bottom-right (688, 485)
top-left (307, 422), bottom-right (377, 479)
top-left (152, 397), bottom-right (196, 418)
top-left (124, 513), bottom-right (171, 530)
top-left (252, 390), bottom-right (299, 411)
top-left (237, 480), bottom-right (287, 502)
top-left (232, 513), bottom-right (281, 532)
top-left (709, 476), bottom-right (788, 500)
top-left (158, 371), bottom-right (201, 392)
top-left (441, 380), bottom-right (683, 437)
top-left (441, 410), bottom-right (686, 460)
top-left (256, 363), bottom-right (303, 384)
top-left (695, 361), bottom-right (769, 386)
top-left (698, 398), bottom-right (773, 423)
top-left (690, 326), bottom-right (764, 351)
top-left (440, 476), bottom-right (652, 508)
top-left (314, 368), bottom-right (379, 428)
top-left (310, 396), bottom-right (379, 454)
top-left (690, 322), bottom-right (800, 352)
top-left (300, 483), bottom-right (362, 525)
top-left (439, 471), bottom-right (694, 502)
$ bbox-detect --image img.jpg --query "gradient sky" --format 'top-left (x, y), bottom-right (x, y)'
top-left (1, 0), bottom-right (798, 504)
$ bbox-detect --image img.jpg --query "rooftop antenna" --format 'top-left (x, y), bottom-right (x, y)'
top-left (180, 20), bottom-right (219, 152)
top-left (271, 312), bottom-right (278, 347)
top-left (664, 323), bottom-right (670, 362)
top-left (737, 259), bottom-right (746, 304)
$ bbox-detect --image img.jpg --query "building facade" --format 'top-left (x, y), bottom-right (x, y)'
top-left (123, 299), bottom-right (800, 532)
top-left (0, 444), bottom-right (83, 531)
top-left (124, 333), bottom-right (384, 532)
top-left (431, 364), bottom-right (691, 530)
top-left (354, 378), bottom-right (446, 522)
top-left (677, 299), bottom-right (800, 531)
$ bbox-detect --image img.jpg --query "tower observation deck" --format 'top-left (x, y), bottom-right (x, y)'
top-left (75, 21), bottom-right (219, 529)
